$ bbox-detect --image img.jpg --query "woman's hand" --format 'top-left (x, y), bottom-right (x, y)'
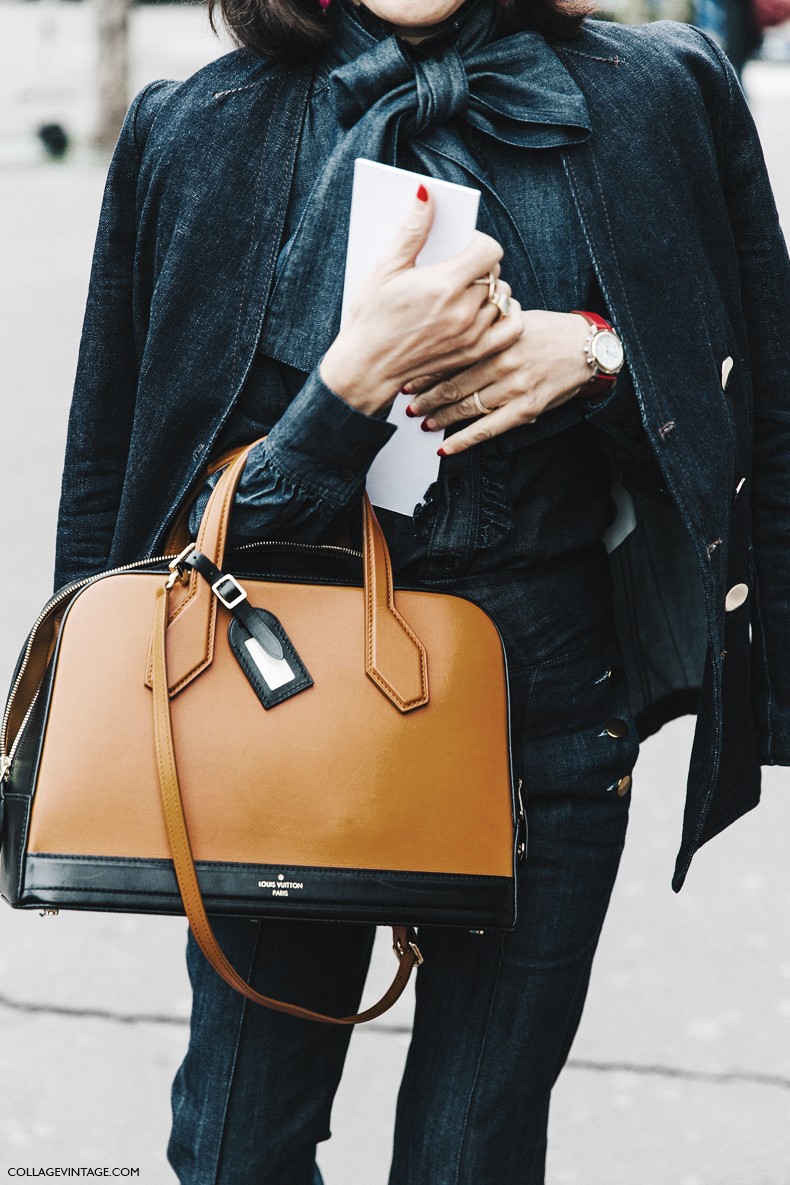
top-left (319, 186), bottom-right (523, 416)
top-left (403, 309), bottom-right (593, 456)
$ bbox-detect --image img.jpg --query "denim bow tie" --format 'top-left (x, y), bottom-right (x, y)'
top-left (262, 0), bottom-right (591, 374)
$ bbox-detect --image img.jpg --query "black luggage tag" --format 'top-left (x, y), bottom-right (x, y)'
top-left (228, 611), bottom-right (313, 709)
top-left (179, 549), bottom-right (313, 709)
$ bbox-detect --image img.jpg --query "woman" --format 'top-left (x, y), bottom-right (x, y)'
top-left (55, 0), bottom-right (790, 1179)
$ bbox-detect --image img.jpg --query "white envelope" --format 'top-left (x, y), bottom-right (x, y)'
top-left (341, 159), bottom-right (480, 517)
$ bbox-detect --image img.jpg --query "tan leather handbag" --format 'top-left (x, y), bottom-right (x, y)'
top-left (0, 442), bottom-right (522, 1024)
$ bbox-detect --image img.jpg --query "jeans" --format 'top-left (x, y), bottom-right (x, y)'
top-left (168, 624), bottom-right (636, 1185)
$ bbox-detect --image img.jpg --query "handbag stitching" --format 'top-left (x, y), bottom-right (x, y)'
top-left (228, 616), bottom-right (312, 708)
top-left (162, 449), bottom-right (249, 695)
top-left (22, 885), bottom-right (508, 918)
top-left (27, 852), bottom-right (508, 882)
top-left (364, 513), bottom-right (428, 710)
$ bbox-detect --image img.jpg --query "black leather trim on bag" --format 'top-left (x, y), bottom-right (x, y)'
top-left (20, 854), bottom-right (515, 926)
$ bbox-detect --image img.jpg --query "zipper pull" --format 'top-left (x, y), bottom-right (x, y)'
top-left (1, 754), bottom-right (11, 782)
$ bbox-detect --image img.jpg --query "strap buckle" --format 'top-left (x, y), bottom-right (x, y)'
top-left (393, 937), bottom-right (424, 966)
top-left (211, 573), bottom-right (248, 610)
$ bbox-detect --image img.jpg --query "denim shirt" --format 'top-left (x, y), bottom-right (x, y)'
top-left (194, 13), bottom-right (664, 667)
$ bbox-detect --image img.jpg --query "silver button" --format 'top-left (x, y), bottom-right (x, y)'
top-left (725, 583), bottom-right (749, 611)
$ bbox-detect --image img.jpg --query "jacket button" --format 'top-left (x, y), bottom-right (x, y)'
top-left (616, 774), bottom-right (632, 797)
top-left (604, 717), bottom-right (628, 739)
top-left (725, 583), bottom-right (749, 611)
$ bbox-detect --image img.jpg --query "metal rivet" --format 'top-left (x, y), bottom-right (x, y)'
top-left (603, 717), bottom-right (628, 739)
top-left (706, 537), bottom-right (723, 557)
top-left (724, 583), bottom-right (749, 612)
top-left (616, 774), bottom-right (632, 797)
top-left (658, 420), bottom-right (676, 438)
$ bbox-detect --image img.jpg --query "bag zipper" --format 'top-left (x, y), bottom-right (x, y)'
top-left (0, 554), bottom-right (179, 781)
top-left (0, 539), bottom-right (363, 781)
top-left (234, 540), bottom-right (362, 558)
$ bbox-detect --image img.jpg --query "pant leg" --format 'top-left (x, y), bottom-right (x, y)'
top-left (168, 915), bottom-right (375, 1185)
top-left (389, 632), bottom-right (637, 1185)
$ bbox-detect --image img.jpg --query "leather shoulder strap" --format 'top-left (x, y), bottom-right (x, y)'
top-left (150, 582), bottom-right (422, 1025)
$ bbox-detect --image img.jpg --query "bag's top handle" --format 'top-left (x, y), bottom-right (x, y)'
top-left (151, 438), bottom-right (428, 712)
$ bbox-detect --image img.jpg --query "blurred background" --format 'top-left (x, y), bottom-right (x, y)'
top-left (0, 0), bottom-right (789, 159)
top-left (1, 0), bottom-right (790, 1181)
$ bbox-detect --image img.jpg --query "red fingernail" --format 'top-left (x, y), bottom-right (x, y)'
top-left (437, 447), bottom-right (447, 457)
top-left (404, 405), bottom-right (418, 418)
top-left (416, 184), bottom-right (429, 202)
top-left (420, 419), bottom-right (432, 432)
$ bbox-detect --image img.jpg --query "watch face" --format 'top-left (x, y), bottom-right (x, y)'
top-left (592, 330), bottom-right (624, 374)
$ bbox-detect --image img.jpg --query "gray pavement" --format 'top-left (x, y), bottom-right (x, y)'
top-left (1, 17), bottom-right (790, 1182)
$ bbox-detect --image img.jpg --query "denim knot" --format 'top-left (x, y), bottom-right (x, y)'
top-left (331, 39), bottom-right (469, 136)
top-left (265, 0), bottom-right (592, 376)
top-left (330, 38), bottom-right (413, 129)
top-left (412, 47), bottom-right (469, 134)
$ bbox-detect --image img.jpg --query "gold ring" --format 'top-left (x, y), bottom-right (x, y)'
top-left (473, 272), bottom-right (498, 303)
top-left (488, 289), bottom-right (511, 321)
top-left (495, 292), bottom-right (511, 317)
top-left (471, 391), bottom-right (492, 416)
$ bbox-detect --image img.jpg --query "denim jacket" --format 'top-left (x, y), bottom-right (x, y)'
top-left (54, 18), bottom-right (790, 890)
top-left (192, 13), bottom-right (664, 594)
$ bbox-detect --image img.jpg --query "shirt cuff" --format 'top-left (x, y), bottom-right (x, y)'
top-left (264, 364), bottom-right (397, 504)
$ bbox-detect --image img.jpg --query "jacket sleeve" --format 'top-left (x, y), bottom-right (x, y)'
top-left (701, 34), bottom-right (790, 764)
top-left (53, 82), bottom-right (174, 591)
top-left (187, 365), bottom-right (397, 544)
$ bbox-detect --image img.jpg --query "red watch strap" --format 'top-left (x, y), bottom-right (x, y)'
top-left (580, 371), bottom-right (618, 401)
top-left (570, 309), bottom-right (614, 332)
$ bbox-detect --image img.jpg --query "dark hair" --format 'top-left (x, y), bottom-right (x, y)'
top-left (209, 0), bottom-right (592, 65)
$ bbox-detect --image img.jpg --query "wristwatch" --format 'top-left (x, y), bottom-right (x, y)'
top-left (571, 310), bottom-right (625, 400)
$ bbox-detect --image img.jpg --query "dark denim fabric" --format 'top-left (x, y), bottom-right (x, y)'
top-left (189, 1), bottom-right (659, 667)
top-left (166, 17), bottom-right (641, 1178)
top-left (258, 0), bottom-right (591, 375)
top-left (197, 359), bottom-right (618, 667)
top-left (54, 4), bottom-right (790, 889)
top-left (49, 8), bottom-right (789, 1180)
top-left (168, 628), bottom-right (637, 1185)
